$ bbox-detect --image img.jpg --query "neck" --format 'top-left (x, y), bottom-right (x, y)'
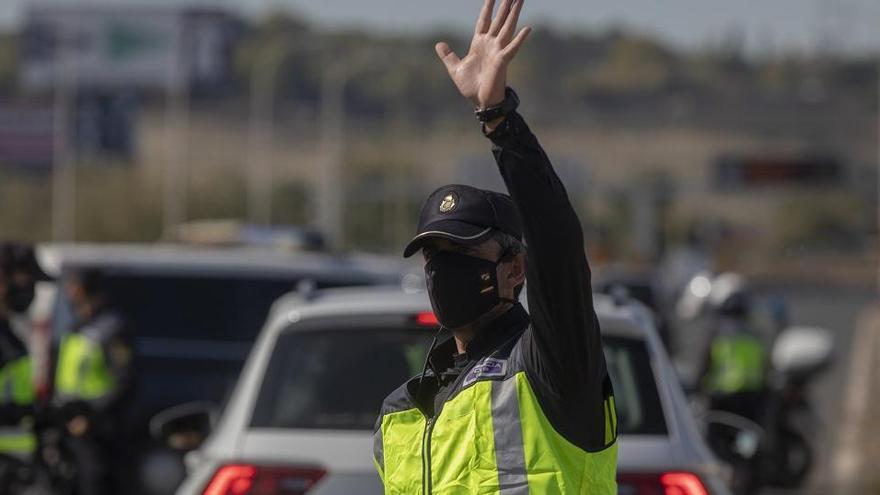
top-left (451, 301), bottom-right (514, 354)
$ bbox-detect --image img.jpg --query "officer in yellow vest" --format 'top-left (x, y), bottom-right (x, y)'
top-left (56, 269), bottom-right (135, 495)
top-left (373, 2), bottom-right (618, 493)
top-left (698, 273), bottom-right (768, 421)
top-left (0, 243), bottom-right (46, 463)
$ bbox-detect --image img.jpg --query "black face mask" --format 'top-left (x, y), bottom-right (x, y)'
top-left (5, 284), bottom-right (35, 314)
top-left (424, 250), bottom-right (515, 329)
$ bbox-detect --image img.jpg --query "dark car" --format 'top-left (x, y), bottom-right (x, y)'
top-left (37, 243), bottom-right (404, 494)
top-left (595, 265), bottom-right (674, 350)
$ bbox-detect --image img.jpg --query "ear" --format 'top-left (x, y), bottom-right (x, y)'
top-left (506, 252), bottom-right (526, 287)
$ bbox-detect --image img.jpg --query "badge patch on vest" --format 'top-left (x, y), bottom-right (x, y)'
top-left (463, 357), bottom-right (508, 387)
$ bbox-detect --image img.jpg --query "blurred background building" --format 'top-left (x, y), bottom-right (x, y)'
top-left (0, 1), bottom-right (874, 286)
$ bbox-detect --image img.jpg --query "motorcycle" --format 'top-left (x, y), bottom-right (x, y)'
top-left (761, 325), bottom-right (833, 487)
top-left (696, 325), bottom-right (834, 494)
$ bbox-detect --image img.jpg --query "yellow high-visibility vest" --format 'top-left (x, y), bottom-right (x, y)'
top-left (375, 371), bottom-right (618, 494)
top-left (55, 333), bottom-right (116, 401)
top-left (0, 356), bottom-right (37, 457)
top-left (705, 334), bottom-right (767, 394)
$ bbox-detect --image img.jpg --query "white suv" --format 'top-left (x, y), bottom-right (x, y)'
top-left (175, 287), bottom-right (731, 495)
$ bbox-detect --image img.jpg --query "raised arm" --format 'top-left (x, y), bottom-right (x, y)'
top-left (435, 0), bottom-right (607, 407)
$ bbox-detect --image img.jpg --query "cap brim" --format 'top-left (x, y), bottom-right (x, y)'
top-left (402, 220), bottom-right (493, 258)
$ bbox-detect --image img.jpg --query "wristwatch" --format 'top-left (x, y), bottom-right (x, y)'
top-left (474, 87), bottom-right (519, 123)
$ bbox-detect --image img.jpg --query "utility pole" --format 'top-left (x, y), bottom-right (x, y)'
top-left (245, 46), bottom-right (284, 226)
top-left (162, 19), bottom-right (190, 235)
top-left (317, 62), bottom-right (346, 249)
top-left (51, 25), bottom-right (77, 242)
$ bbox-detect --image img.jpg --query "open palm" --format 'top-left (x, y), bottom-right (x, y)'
top-left (435, 0), bottom-right (532, 109)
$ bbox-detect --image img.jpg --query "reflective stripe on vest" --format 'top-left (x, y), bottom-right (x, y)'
top-left (55, 333), bottom-right (116, 400)
top-left (0, 356), bottom-right (34, 406)
top-left (705, 334), bottom-right (766, 394)
top-left (0, 426), bottom-right (37, 457)
top-left (377, 371), bottom-right (618, 494)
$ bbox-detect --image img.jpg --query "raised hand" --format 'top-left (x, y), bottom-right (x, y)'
top-left (435, 0), bottom-right (532, 109)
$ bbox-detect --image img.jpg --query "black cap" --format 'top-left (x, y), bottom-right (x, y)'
top-left (403, 184), bottom-right (523, 258)
top-left (0, 242), bottom-right (51, 281)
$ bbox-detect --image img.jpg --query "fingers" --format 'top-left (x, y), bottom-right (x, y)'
top-left (435, 42), bottom-right (461, 74)
top-left (475, 0), bottom-right (495, 34)
top-left (488, 0), bottom-right (512, 36)
top-left (498, 0), bottom-right (524, 43)
top-left (501, 26), bottom-right (532, 61)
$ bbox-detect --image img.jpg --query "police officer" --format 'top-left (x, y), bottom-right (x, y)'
top-left (0, 243), bottom-right (46, 462)
top-left (373, 1), bottom-right (618, 493)
top-left (55, 269), bottom-right (134, 495)
top-left (698, 273), bottom-right (768, 421)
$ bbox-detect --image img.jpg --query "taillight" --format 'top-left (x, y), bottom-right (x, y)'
top-left (415, 311), bottom-right (439, 327)
top-left (660, 472), bottom-right (709, 495)
top-left (203, 465), bottom-right (256, 495)
top-left (203, 464), bottom-right (326, 495)
top-left (618, 472), bottom-right (709, 495)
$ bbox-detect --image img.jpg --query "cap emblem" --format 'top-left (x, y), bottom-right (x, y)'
top-left (439, 193), bottom-right (457, 213)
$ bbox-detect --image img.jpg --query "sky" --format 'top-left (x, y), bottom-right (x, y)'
top-left (8, 0), bottom-right (880, 54)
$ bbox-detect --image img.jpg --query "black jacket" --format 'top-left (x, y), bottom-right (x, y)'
top-left (378, 111), bottom-right (614, 454)
top-left (0, 317), bottom-right (31, 424)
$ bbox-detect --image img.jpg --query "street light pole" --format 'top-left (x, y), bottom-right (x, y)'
top-left (162, 20), bottom-right (190, 236)
top-left (245, 46), bottom-right (284, 226)
top-left (317, 62), bottom-right (346, 249)
top-left (51, 26), bottom-right (77, 242)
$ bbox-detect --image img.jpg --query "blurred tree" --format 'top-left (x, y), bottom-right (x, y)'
top-left (588, 35), bottom-right (676, 93)
top-left (74, 164), bottom-right (164, 242)
top-left (272, 180), bottom-right (310, 226)
top-left (776, 193), bottom-right (867, 252)
top-left (0, 171), bottom-right (52, 241)
top-left (343, 157), bottom-right (422, 252)
top-left (0, 33), bottom-right (18, 94)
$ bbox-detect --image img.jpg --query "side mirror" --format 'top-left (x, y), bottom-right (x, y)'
top-left (149, 401), bottom-right (218, 452)
top-left (771, 326), bottom-right (834, 378)
top-left (702, 410), bottom-right (765, 461)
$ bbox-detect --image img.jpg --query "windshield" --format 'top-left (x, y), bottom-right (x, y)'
top-left (251, 327), bottom-right (666, 435)
top-left (251, 326), bottom-right (434, 430)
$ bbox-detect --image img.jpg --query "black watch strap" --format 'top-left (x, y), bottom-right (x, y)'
top-left (474, 87), bottom-right (519, 123)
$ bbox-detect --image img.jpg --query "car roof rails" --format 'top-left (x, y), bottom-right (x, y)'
top-left (609, 283), bottom-right (631, 307)
top-left (296, 278), bottom-right (319, 302)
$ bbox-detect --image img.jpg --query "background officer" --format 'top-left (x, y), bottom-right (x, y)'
top-left (55, 268), bottom-right (135, 495)
top-left (699, 272), bottom-right (768, 421)
top-left (0, 243), bottom-right (47, 462)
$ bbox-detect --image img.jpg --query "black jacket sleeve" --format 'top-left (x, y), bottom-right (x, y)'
top-left (88, 312), bottom-right (136, 416)
top-left (488, 111), bottom-right (613, 450)
top-left (0, 319), bottom-right (27, 366)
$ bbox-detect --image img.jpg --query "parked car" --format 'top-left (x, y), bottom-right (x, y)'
top-left (595, 263), bottom-right (674, 351)
top-left (34, 243), bottom-right (404, 494)
top-left (174, 287), bottom-right (732, 495)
